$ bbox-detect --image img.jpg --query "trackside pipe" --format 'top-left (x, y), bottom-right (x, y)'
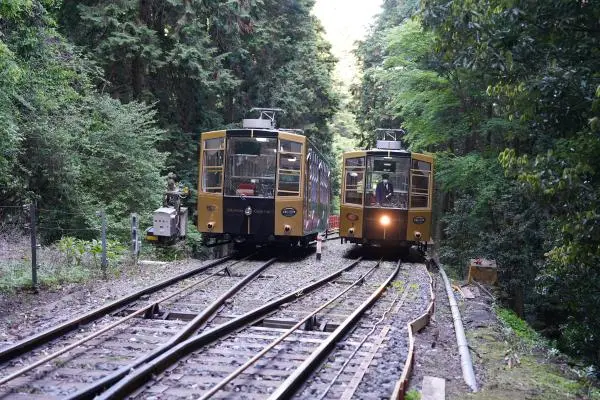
top-left (439, 264), bottom-right (478, 392)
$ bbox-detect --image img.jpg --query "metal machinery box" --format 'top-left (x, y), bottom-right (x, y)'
top-left (375, 140), bottom-right (403, 150)
top-left (152, 207), bottom-right (188, 238)
top-left (467, 258), bottom-right (498, 285)
top-left (242, 118), bottom-right (272, 129)
top-left (153, 207), bottom-right (177, 237)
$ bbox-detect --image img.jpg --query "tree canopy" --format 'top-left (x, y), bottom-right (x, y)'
top-left (1, 0), bottom-right (339, 239)
top-left (58, 0), bottom-right (339, 182)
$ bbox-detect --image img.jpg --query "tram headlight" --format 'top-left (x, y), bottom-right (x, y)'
top-left (380, 215), bottom-right (391, 226)
top-left (346, 213), bottom-right (359, 222)
top-left (244, 206), bottom-right (253, 216)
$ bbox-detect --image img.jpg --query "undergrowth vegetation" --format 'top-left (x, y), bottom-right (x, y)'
top-left (496, 307), bottom-right (542, 347)
top-left (0, 234), bottom-right (129, 292)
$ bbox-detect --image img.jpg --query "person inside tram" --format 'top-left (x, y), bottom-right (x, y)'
top-left (376, 173), bottom-right (394, 205)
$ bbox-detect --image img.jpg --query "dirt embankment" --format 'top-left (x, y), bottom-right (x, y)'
top-left (409, 270), bottom-right (600, 400)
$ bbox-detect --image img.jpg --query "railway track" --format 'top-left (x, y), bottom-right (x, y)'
top-left (89, 259), bottom-right (431, 400)
top-left (0, 254), bottom-right (278, 399)
top-left (295, 262), bottom-right (430, 399)
top-left (1, 244), bottom-right (432, 400)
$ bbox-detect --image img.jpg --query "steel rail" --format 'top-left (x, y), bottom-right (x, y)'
top-left (268, 259), bottom-right (402, 400)
top-left (198, 259), bottom-right (382, 400)
top-left (319, 287), bottom-right (408, 400)
top-left (92, 257), bottom-right (364, 400)
top-left (0, 256), bottom-right (232, 363)
top-left (67, 256), bottom-right (278, 400)
top-left (0, 254), bottom-right (254, 387)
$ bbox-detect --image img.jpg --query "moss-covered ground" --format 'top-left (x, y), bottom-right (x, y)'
top-left (461, 308), bottom-right (599, 400)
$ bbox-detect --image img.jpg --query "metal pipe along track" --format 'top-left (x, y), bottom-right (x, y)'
top-left (439, 263), bottom-right (478, 392)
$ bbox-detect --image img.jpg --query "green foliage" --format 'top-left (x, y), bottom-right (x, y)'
top-left (351, 0), bottom-right (420, 144)
top-left (58, 0), bottom-right (339, 184)
top-left (0, 0), bottom-right (167, 245)
top-left (329, 108), bottom-right (359, 213)
top-left (185, 225), bottom-right (207, 259)
top-left (497, 307), bottom-right (542, 346)
top-left (57, 236), bottom-right (127, 270)
top-left (405, 389), bottom-right (421, 400)
top-left (0, 0), bottom-right (33, 19)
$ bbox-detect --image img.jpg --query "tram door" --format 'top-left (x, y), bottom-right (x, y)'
top-left (407, 154), bottom-right (433, 242)
top-left (274, 132), bottom-right (305, 237)
top-left (340, 152), bottom-right (366, 239)
top-left (197, 131), bottom-right (226, 235)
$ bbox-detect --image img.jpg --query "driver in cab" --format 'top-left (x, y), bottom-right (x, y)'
top-left (376, 174), bottom-right (394, 205)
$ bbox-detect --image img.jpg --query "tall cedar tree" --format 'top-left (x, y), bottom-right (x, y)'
top-left (58, 0), bottom-right (339, 186)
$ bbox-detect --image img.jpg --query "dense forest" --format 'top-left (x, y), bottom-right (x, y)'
top-left (354, 0), bottom-right (600, 366)
top-left (0, 0), bottom-right (338, 238)
top-left (2, 0), bottom-right (599, 369)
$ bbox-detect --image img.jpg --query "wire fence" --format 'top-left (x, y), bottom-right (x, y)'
top-left (0, 203), bottom-right (136, 292)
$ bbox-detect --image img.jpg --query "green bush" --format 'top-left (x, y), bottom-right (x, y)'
top-left (57, 236), bottom-right (127, 270)
top-left (497, 307), bottom-right (542, 345)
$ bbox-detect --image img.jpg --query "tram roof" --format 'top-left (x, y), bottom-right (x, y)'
top-left (344, 149), bottom-right (412, 157)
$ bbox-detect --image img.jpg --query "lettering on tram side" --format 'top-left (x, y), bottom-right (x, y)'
top-left (226, 208), bottom-right (274, 215)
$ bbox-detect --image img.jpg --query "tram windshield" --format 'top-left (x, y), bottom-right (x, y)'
top-left (365, 156), bottom-right (409, 209)
top-left (225, 137), bottom-right (277, 198)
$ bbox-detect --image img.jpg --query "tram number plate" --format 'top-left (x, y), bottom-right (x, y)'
top-left (413, 216), bottom-right (426, 224)
top-left (281, 207), bottom-right (297, 217)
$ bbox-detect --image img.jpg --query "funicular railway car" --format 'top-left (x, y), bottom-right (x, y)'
top-left (197, 108), bottom-right (330, 247)
top-left (340, 129), bottom-right (434, 250)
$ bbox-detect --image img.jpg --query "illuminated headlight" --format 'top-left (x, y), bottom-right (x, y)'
top-left (380, 215), bottom-right (391, 226)
top-left (244, 206), bottom-right (253, 216)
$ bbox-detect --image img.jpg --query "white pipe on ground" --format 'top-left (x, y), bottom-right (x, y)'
top-left (439, 264), bottom-right (478, 392)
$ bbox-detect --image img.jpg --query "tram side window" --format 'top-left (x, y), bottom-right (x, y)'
top-left (278, 140), bottom-right (303, 196)
top-left (202, 137), bottom-right (224, 193)
top-left (410, 159), bottom-right (431, 208)
top-left (343, 157), bottom-right (365, 205)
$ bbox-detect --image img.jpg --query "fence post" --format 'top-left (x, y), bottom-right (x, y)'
top-left (97, 210), bottom-right (108, 278)
top-left (131, 213), bottom-right (140, 263)
top-left (29, 201), bottom-right (38, 291)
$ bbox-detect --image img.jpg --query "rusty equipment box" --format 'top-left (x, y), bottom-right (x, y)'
top-left (467, 258), bottom-right (497, 285)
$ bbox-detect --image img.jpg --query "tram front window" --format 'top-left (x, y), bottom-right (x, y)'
top-left (365, 157), bottom-right (409, 209)
top-left (225, 137), bottom-right (277, 198)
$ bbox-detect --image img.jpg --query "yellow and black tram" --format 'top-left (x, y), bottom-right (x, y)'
top-left (339, 130), bottom-right (433, 249)
top-left (197, 109), bottom-right (330, 247)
